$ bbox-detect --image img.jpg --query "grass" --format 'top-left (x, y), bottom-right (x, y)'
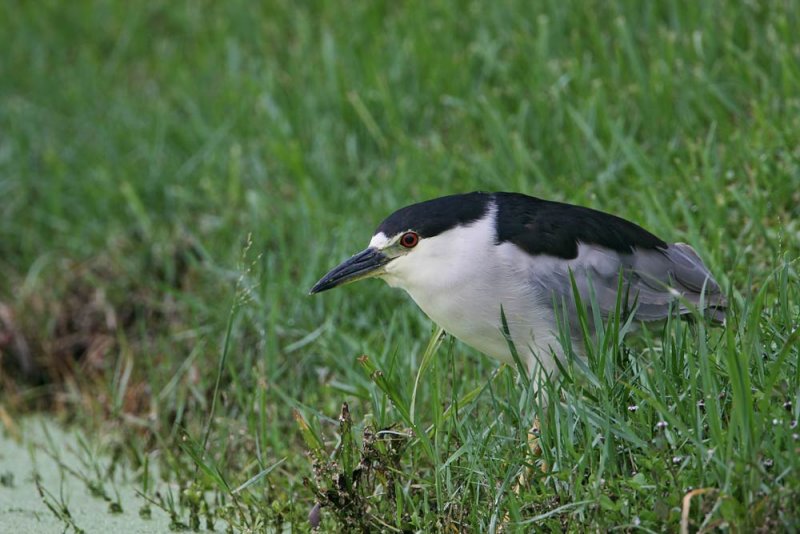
top-left (0, 0), bottom-right (799, 531)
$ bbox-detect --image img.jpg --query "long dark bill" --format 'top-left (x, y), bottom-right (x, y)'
top-left (309, 248), bottom-right (390, 294)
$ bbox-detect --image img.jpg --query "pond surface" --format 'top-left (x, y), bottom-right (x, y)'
top-left (0, 418), bottom-right (176, 533)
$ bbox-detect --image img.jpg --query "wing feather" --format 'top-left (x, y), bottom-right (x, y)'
top-left (530, 243), bottom-right (727, 326)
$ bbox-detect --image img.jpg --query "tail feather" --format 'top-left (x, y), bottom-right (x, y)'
top-left (661, 243), bottom-right (727, 325)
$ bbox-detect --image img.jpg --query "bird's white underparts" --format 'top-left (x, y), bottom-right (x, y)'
top-left (311, 192), bottom-right (726, 382)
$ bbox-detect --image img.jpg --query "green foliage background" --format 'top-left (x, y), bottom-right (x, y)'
top-left (1, 1), bottom-right (798, 531)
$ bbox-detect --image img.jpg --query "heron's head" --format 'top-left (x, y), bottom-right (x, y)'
top-left (309, 192), bottom-right (493, 294)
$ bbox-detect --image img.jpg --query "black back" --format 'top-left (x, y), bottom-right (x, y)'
top-left (376, 191), bottom-right (667, 259)
top-left (493, 192), bottom-right (666, 259)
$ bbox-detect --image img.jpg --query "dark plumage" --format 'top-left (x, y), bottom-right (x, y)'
top-left (376, 192), bottom-right (489, 239)
top-left (493, 192), bottom-right (667, 259)
top-left (377, 192), bottom-right (666, 259)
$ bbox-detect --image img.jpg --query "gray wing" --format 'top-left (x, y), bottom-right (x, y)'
top-left (531, 242), bottom-right (727, 325)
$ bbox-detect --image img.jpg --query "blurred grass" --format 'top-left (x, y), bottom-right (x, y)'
top-left (0, 0), bottom-right (798, 531)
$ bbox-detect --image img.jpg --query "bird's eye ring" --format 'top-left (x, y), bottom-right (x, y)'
top-left (400, 231), bottom-right (419, 248)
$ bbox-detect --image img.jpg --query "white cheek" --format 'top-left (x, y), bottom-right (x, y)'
top-left (382, 254), bottom-right (409, 288)
top-left (382, 275), bottom-right (401, 288)
top-left (376, 205), bottom-right (498, 293)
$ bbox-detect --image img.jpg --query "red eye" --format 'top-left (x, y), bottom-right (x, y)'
top-left (400, 231), bottom-right (419, 248)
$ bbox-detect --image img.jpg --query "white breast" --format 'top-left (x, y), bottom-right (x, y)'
top-left (380, 208), bottom-right (562, 376)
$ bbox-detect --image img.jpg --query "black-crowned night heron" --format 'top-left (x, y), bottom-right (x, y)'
top-left (311, 192), bottom-right (727, 381)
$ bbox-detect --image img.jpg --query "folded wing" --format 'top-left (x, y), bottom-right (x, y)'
top-left (531, 242), bottom-right (727, 325)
